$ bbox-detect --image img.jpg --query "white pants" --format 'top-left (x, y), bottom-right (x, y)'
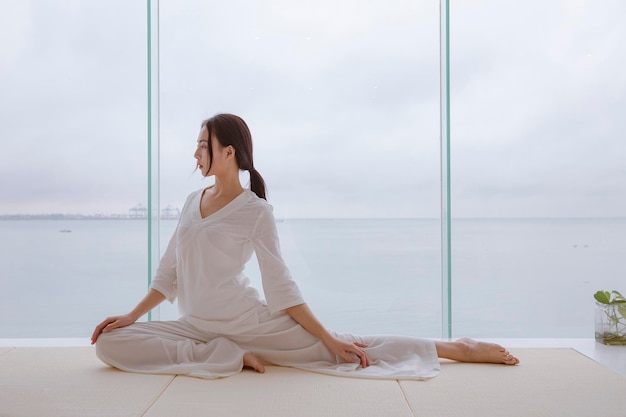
top-left (96, 310), bottom-right (440, 380)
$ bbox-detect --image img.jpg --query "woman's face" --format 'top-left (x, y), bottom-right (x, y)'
top-left (194, 126), bottom-right (228, 177)
top-left (194, 127), bottom-right (212, 176)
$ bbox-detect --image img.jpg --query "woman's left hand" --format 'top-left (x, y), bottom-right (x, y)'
top-left (324, 336), bottom-right (370, 368)
top-left (285, 304), bottom-right (371, 368)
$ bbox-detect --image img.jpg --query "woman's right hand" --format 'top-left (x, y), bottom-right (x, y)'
top-left (90, 289), bottom-right (165, 345)
top-left (90, 313), bottom-right (136, 345)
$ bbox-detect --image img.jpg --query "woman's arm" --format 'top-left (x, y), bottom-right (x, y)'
top-left (90, 288), bottom-right (166, 344)
top-left (251, 206), bottom-right (305, 313)
top-left (286, 303), bottom-right (370, 368)
top-left (250, 205), bottom-right (369, 366)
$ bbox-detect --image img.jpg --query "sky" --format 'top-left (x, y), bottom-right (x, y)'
top-left (1, 0), bottom-right (625, 218)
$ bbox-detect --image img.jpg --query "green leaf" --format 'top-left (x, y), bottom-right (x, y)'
top-left (618, 305), bottom-right (626, 321)
top-left (612, 290), bottom-right (626, 301)
top-left (594, 291), bottom-right (611, 304)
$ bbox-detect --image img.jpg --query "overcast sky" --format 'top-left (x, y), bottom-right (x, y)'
top-left (1, 0), bottom-right (625, 218)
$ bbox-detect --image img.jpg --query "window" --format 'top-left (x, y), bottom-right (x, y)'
top-left (157, 0), bottom-right (442, 336)
top-left (450, 0), bottom-right (626, 337)
top-left (0, 2), bottom-right (146, 337)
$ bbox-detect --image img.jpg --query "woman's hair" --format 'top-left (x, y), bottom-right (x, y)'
top-left (201, 113), bottom-right (267, 200)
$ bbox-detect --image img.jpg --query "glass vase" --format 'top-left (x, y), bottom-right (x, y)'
top-left (594, 302), bottom-right (626, 345)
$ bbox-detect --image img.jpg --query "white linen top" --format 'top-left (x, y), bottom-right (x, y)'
top-left (150, 188), bottom-right (305, 334)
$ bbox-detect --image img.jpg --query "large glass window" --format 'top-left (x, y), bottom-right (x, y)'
top-left (0, 2), bottom-right (146, 337)
top-left (157, 0), bottom-right (442, 336)
top-left (5, 1), bottom-right (621, 341)
top-left (450, 0), bottom-right (626, 337)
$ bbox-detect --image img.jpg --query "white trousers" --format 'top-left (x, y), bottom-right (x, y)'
top-left (96, 310), bottom-right (440, 380)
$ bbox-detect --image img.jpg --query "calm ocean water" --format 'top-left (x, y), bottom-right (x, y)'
top-left (1, 218), bottom-right (624, 339)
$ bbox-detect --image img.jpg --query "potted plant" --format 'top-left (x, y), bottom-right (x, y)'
top-left (594, 290), bottom-right (626, 345)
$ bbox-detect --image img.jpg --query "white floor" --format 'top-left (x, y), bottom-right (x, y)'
top-left (1, 337), bottom-right (624, 378)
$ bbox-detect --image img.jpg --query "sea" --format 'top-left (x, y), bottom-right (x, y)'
top-left (1, 218), bottom-right (624, 339)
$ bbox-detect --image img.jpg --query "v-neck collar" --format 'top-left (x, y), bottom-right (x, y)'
top-left (196, 188), bottom-right (250, 223)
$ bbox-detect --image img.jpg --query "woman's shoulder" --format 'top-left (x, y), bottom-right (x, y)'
top-left (181, 188), bottom-right (204, 199)
top-left (177, 188), bottom-right (205, 215)
top-left (183, 188), bottom-right (205, 204)
top-left (243, 189), bottom-right (272, 211)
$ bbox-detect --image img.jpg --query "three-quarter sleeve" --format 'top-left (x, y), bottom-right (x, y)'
top-left (149, 229), bottom-right (178, 303)
top-left (251, 205), bottom-right (305, 314)
top-left (148, 192), bottom-right (198, 303)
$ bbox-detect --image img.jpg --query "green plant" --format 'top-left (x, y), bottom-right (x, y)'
top-left (594, 290), bottom-right (626, 345)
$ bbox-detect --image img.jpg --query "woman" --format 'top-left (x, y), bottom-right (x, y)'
top-left (92, 113), bottom-right (518, 380)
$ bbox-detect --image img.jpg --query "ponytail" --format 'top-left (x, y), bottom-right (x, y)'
top-left (201, 114), bottom-right (267, 200)
top-left (249, 168), bottom-right (267, 200)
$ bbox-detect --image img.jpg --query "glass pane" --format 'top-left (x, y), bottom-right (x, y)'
top-left (0, 2), bottom-right (146, 337)
top-left (450, 0), bottom-right (626, 337)
top-left (158, 0), bottom-right (442, 336)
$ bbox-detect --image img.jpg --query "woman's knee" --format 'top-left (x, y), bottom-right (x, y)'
top-left (95, 331), bottom-right (121, 365)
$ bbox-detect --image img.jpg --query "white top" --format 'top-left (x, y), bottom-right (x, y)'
top-left (150, 188), bottom-right (305, 334)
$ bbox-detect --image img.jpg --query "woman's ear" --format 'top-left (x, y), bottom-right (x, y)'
top-left (225, 145), bottom-right (236, 159)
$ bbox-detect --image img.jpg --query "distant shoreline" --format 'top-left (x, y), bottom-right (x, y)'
top-left (1, 215), bottom-right (624, 221)
top-left (0, 214), bottom-right (179, 220)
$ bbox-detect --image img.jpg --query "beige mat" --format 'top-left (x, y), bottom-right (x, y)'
top-left (0, 347), bottom-right (14, 357)
top-left (0, 347), bottom-right (173, 417)
top-left (144, 365), bottom-right (413, 417)
top-left (401, 348), bottom-right (626, 417)
top-left (1, 347), bottom-right (625, 417)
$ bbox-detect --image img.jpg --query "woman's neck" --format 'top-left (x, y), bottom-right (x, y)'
top-left (211, 174), bottom-right (244, 197)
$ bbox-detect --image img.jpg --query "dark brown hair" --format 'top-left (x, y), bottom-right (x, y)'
top-left (201, 113), bottom-right (267, 200)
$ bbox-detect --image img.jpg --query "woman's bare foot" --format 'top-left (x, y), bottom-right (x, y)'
top-left (243, 352), bottom-right (265, 373)
top-left (435, 338), bottom-right (519, 365)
